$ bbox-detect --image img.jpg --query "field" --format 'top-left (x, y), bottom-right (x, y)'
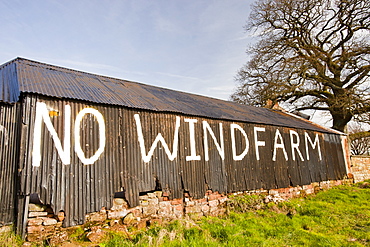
top-left (1, 180), bottom-right (369, 246)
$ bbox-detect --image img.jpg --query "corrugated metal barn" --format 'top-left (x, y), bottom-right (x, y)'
top-left (0, 58), bottom-right (349, 233)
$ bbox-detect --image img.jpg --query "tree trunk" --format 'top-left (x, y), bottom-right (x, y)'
top-left (331, 111), bottom-right (352, 132)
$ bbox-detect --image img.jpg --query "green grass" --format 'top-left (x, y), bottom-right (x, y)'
top-left (101, 182), bottom-right (370, 247)
top-left (0, 229), bottom-right (23, 247)
top-left (1, 181), bottom-right (369, 246)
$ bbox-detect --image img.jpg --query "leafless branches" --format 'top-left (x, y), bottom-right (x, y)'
top-left (232, 0), bottom-right (370, 131)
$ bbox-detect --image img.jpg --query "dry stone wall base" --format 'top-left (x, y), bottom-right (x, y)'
top-left (350, 156), bottom-right (370, 182)
top-left (26, 205), bottom-right (63, 242)
top-left (25, 179), bottom-right (350, 243)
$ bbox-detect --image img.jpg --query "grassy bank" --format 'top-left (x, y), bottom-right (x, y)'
top-left (2, 181), bottom-right (369, 246)
top-left (101, 182), bottom-right (370, 247)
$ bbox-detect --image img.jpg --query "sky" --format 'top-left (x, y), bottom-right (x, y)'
top-left (0, 0), bottom-right (256, 101)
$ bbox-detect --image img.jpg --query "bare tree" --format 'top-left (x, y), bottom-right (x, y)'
top-left (231, 0), bottom-right (370, 132)
top-left (348, 123), bottom-right (370, 155)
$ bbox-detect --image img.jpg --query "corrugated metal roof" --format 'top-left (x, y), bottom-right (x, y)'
top-left (0, 61), bottom-right (20, 103)
top-left (0, 57), bottom-right (336, 133)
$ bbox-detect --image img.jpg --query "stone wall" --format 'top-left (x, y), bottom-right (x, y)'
top-left (26, 204), bottom-right (64, 242)
top-left (24, 179), bottom-right (350, 243)
top-left (350, 156), bottom-right (370, 182)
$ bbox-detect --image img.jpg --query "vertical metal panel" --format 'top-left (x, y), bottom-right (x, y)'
top-left (204, 118), bottom-right (227, 193)
top-left (178, 115), bottom-right (207, 198)
top-left (323, 134), bottom-right (347, 180)
top-left (287, 128), bottom-right (305, 186)
top-left (0, 102), bottom-right (20, 225)
top-left (273, 127), bottom-right (290, 189)
top-left (15, 94), bottom-right (348, 233)
top-left (256, 125), bottom-right (274, 189)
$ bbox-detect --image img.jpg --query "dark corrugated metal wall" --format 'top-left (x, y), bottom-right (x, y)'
top-left (18, 95), bottom-right (123, 227)
top-left (0, 103), bottom-right (20, 226)
top-left (16, 94), bottom-right (347, 231)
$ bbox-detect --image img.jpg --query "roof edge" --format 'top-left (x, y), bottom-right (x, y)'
top-left (275, 109), bottom-right (345, 135)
